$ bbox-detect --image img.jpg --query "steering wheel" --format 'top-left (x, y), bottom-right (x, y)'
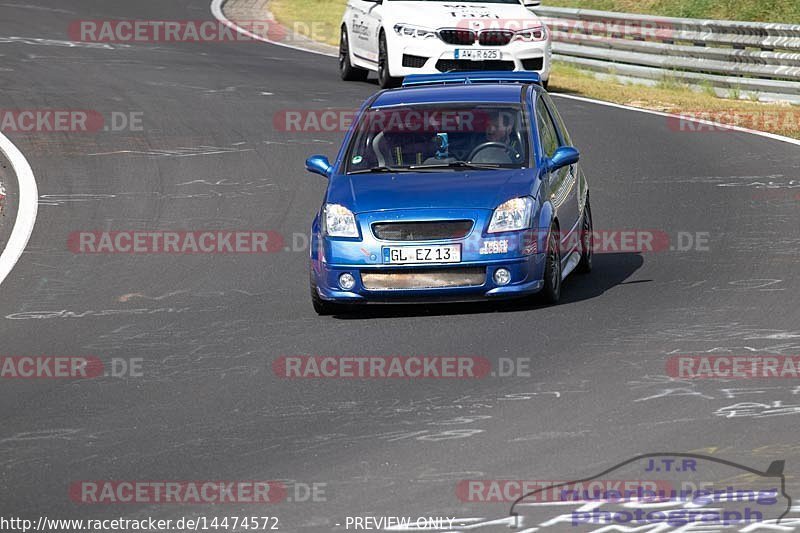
top-left (467, 141), bottom-right (513, 162)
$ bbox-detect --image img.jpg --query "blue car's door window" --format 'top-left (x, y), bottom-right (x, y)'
top-left (542, 93), bottom-right (573, 147)
top-left (536, 98), bottom-right (559, 159)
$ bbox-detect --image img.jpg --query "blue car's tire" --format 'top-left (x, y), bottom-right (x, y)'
top-left (540, 226), bottom-right (562, 304)
top-left (576, 197), bottom-right (593, 274)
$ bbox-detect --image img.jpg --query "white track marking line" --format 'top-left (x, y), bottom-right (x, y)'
top-left (210, 0), bottom-right (337, 58)
top-left (210, 0), bottom-right (800, 148)
top-left (0, 131), bottom-right (38, 287)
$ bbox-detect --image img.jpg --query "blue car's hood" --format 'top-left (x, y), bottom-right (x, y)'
top-left (327, 169), bottom-right (537, 213)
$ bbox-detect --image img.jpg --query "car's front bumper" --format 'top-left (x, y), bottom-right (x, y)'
top-left (313, 255), bottom-right (546, 304)
top-left (387, 34), bottom-right (552, 79)
top-left (310, 208), bottom-right (549, 304)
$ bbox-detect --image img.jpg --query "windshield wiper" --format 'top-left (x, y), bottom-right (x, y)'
top-left (348, 162), bottom-right (505, 174)
top-left (408, 161), bottom-right (503, 171)
top-left (348, 166), bottom-right (415, 175)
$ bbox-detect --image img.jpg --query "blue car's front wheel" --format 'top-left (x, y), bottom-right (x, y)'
top-left (540, 227), bottom-right (562, 304)
top-left (577, 196), bottom-right (593, 274)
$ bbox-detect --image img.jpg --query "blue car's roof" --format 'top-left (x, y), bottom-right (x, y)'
top-left (370, 84), bottom-right (530, 109)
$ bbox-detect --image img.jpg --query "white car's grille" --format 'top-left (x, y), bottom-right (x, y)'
top-left (478, 30), bottom-right (514, 46)
top-left (438, 29), bottom-right (476, 45)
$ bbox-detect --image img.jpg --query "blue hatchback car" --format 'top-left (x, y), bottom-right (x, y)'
top-left (306, 72), bottom-right (592, 314)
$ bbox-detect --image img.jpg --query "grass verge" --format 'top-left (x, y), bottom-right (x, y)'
top-left (271, 0), bottom-right (342, 46)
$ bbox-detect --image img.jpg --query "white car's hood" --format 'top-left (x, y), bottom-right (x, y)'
top-left (384, 1), bottom-right (543, 30)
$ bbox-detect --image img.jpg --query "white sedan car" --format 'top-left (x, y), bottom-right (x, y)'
top-left (340, 0), bottom-right (551, 89)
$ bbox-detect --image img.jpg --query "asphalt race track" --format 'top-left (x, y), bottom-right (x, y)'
top-left (0, 0), bottom-right (799, 531)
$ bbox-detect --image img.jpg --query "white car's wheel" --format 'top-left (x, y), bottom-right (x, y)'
top-left (339, 27), bottom-right (369, 82)
top-left (378, 32), bottom-right (402, 89)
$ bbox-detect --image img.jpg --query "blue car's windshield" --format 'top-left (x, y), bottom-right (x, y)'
top-left (346, 104), bottom-right (528, 173)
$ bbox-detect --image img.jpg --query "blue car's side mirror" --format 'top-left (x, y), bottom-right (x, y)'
top-left (305, 155), bottom-right (332, 178)
top-left (547, 146), bottom-right (580, 172)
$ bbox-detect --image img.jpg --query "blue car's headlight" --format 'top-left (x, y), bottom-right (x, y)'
top-left (393, 24), bottom-right (438, 39)
top-left (323, 204), bottom-right (359, 238)
top-left (488, 197), bottom-right (534, 233)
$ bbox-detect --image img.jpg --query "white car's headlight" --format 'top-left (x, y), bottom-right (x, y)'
top-left (488, 197), bottom-right (534, 233)
top-left (512, 26), bottom-right (547, 42)
top-left (393, 24), bottom-right (438, 39)
top-left (324, 204), bottom-right (359, 237)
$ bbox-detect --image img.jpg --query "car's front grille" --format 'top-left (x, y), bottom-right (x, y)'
top-left (478, 30), bottom-right (514, 46)
top-left (521, 57), bottom-right (544, 71)
top-left (402, 54), bottom-right (428, 68)
top-left (438, 29), bottom-right (476, 45)
top-left (362, 267), bottom-right (486, 290)
top-left (436, 59), bottom-right (515, 72)
top-left (372, 220), bottom-right (473, 241)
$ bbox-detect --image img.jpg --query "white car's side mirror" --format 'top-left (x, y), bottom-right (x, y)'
top-left (522, 0), bottom-right (542, 7)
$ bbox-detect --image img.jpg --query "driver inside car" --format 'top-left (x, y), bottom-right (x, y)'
top-left (474, 111), bottom-right (524, 164)
top-left (486, 111), bottom-right (514, 143)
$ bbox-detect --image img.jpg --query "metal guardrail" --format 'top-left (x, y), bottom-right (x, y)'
top-left (533, 6), bottom-right (800, 102)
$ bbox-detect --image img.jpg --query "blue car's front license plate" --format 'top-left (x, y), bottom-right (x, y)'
top-left (382, 244), bottom-right (461, 265)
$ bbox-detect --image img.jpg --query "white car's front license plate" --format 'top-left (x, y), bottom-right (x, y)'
top-left (455, 49), bottom-right (501, 61)
top-left (382, 245), bottom-right (461, 264)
